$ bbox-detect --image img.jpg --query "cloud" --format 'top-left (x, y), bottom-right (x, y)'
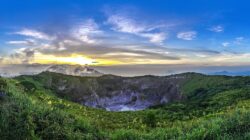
top-left (235, 37), bottom-right (244, 41)
top-left (36, 40), bottom-right (181, 62)
top-left (0, 57), bottom-right (3, 62)
top-left (167, 47), bottom-right (220, 55)
top-left (107, 14), bottom-right (146, 33)
top-left (222, 42), bottom-right (230, 47)
top-left (71, 19), bottom-right (102, 44)
top-left (34, 36), bottom-right (221, 64)
top-left (1, 34), bottom-right (223, 66)
top-left (4, 26), bottom-right (222, 65)
top-left (106, 14), bottom-right (167, 44)
top-left (14, 29), bottom-right (55, 40)
top-left (221, 37), bottom-right (245, 47)
top-left (211, 52), bottom-right (250, 64)
top-left (140, 33), bottom-right (167, 43)
top-left (8, 48), bottom-right (35, 64)
top-left (209, 25), bottom-right (224, 33)
top-left (234, 37), bottom-right (244, 45)
top-left (6, 39), bottom-right (37, 46)
top-left (177, 31), bottom-right (197, 40)
top-left (3, 13), bottom-right (223, 66)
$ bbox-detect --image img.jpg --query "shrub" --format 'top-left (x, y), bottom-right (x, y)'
top-left (19, 81), bottom-right (37, 92)
top-left (143, 112), bottom-right (157, 128)
top-left (0, 79), bottom-right (7, 92)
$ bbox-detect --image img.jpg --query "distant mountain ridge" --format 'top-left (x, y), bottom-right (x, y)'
top-left (210, 71), bottom-right (250, 76)
top-left (0, 64), bottom-right (103, 77)
top-left (46, 64), bottom-right (103, 77)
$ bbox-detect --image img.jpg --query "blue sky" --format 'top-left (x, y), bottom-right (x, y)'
top-left (1, 0), bottom-right (250, 66)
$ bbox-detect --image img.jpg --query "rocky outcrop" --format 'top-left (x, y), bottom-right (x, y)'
top-left (36, 72), bottom-right (186, 111)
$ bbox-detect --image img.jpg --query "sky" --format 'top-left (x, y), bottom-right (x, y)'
top-left (1, 0), bottom-right (250, 70)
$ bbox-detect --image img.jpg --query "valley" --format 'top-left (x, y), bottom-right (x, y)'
top-left (1, 1), bottom-right (250, 139)
top-left (1, 72), bottom-right (250, 139)
top-left (19, 72), bottom-right (184, 111)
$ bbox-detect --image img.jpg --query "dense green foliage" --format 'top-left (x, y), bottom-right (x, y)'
top-left (1, 72), bottom-right (250, 139)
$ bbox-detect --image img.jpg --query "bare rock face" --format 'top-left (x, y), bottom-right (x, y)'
top-left (38, 73), bottom-right (185, 111)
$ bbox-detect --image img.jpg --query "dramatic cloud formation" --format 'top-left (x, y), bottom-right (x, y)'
top-left (7, 48), bottom-right (35, 64)
top-left (3, 21), bottom-right (246, 66)
top-left (4, 25), bottom-right (222, 65)
top-left (107, 14), bottom-right (167, 44)
top-left (71, 19), bottom-right (103, 44)
top-left (2, 3), bottom-right (250, 69)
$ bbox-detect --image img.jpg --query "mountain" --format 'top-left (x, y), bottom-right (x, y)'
top-left (0, 64), bottom-right (48, 77)
top-left (46, 64), bottom-right (103, 77)
top-left (19, 72), bottom-right (185, 111)
top-left (1, 72), bottom-right (250, 139)
top-left (211, 70), bottom-right (250, 76)
top-left (0, 64), bottom-right (103, 77)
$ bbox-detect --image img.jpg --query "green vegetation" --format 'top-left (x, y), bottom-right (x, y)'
top-left (19, 80), bottom-right (37, 92)
top-left (1, 72), bottom-right (250, 139)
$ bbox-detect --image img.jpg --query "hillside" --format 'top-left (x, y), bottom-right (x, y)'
top-left (1, 72), bottom-right (250, 139)
top-left (16, 72), bottom-right (185, 111)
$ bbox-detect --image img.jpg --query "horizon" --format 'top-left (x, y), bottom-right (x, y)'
top-left (1, 0), bottom-right (250, 75)
top-left (1, 63), bottom-right (250, 77)
top-left (2, 1), bottom-right (250, 138)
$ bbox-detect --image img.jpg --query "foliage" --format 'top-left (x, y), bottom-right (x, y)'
top-left (19, 81), bottom-right (37, 92)
top-left (0, 79), bottom-right (7, 91)
top-left (1, 72), bottom-right (250, 139)
top-left (143, 111), bottom-right (156, 128)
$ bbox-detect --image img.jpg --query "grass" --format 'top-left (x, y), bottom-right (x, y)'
top-left (0, 72), bottom-right (250, 139)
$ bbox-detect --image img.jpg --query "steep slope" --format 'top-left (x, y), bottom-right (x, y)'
top-left (16, 72), bottom-right (185, 111)
top-left (1, 72), bottom-right (250, 139)
top-left (0, 78), bottom-right (104, 139)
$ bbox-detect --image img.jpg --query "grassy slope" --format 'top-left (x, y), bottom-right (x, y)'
top-left (0, 72), bottom-right (250, 139)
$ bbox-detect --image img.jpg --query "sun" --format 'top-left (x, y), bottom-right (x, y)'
top-left (55, 55), bottom-right (94, 65)
top-left (33, 53), bottom-right (95, 65)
